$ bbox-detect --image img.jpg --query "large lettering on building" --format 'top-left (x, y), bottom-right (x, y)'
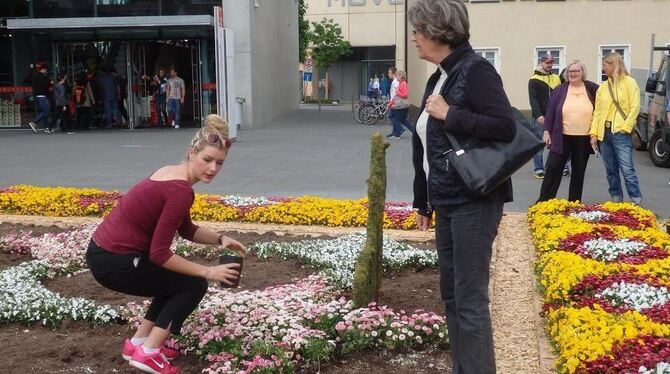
top-left (327, 0), bottom-right (404, 6)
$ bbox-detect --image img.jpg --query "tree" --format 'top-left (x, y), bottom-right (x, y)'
top-left (298, 0), bottom-right (311, 63)
top-left (310, 18), bottom-right (352, 70)
top-left (352, 133), bottom-right (389, 308)
top-left (310, 18), bottom-right (352, 100)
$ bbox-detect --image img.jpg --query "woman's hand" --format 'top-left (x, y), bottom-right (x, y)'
top-left (425, 95), bottom-right (450, 121)
top-left (208, 263), bottom-right (241, 285)
top-left (220, 235), bottom-right (247, 258)
top-left (415, 212), bottom-right (432, 231)
top-left (590, 135), bottom-right (599, 153)
top-left (543, 131), bottom-right (551, 148)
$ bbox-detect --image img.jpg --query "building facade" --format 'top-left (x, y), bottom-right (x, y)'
top-left (0, 0), bottom-right (298, 131)
top-left (309, 0), bottom-right (670, 111)
top-left (305, 0), bottom-right (406, 102)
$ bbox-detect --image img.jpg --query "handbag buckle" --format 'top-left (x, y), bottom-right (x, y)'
top-left (455, 149), bottom-right (465, 156)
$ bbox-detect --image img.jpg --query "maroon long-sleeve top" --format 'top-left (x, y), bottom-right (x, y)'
top-left (92, 178), bottom-right (200, 265)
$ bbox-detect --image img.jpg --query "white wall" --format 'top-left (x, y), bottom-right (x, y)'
top-left (223, 0), bottom-right (299, 128)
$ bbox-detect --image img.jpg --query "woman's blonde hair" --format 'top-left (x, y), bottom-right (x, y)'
top-left (396, 70), bottom-right (407, 81)
top-left (602, 52), bottom-right (629, 81)
top-left (562, 60), bottom-right (588, 82)
top-left (189, 114), bottom-right (230, 153)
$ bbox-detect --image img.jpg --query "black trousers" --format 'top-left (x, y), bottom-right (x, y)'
top-left (58, 106), bottom-right (73, 133)
top-left (537, 135), bottom-right (591, 203)
top-left (76, 106), bottom-right (93, 130)
top-left (86, 240), bottom-right (208, 335)
top-left (435, 198), bottom-right (504, 374)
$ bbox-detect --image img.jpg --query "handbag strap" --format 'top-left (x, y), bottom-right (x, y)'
top-left (607, 79), bottom-right (628, 120)
top-left (438, 56), bottom-right (471, 153)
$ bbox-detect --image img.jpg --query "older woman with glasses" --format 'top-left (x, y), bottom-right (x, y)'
top-left (589, 52), bottom-right (642, 205)
top-left (409, 1), bottom-right (516, 373)
top-left (86, 114), bottom-right (245, 374)
top-left (537, 60), bottom-right (599, 203)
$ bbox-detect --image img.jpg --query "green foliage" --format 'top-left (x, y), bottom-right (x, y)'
top-left (301, 338), bottom-right (334, 366)
top-left (352, 133), bottom-right (389, 307)
top-left (310, 18), bottom-right (352, 69)
top-left (298, 0), bottom-right (311, 63)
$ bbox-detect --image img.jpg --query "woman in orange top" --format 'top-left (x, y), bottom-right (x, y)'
top-left (537, 60), bottom-right (599, 202)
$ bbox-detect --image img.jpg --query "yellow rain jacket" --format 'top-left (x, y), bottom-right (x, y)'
top-left (589, 75), bottom-right (640, 140)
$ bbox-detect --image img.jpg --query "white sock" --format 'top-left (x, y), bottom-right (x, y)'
top-left (142, 345), bottom-right (160, 354)
top-left (130, 337), bottom-right (147, 346)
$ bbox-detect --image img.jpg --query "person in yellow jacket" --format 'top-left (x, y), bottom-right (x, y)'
top-left (589, 52), bottom-right (642, 205)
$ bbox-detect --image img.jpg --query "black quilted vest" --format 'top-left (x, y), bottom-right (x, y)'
top-left (417, 45), bottom-right (511, 208)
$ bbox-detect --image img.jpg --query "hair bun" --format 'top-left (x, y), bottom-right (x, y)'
top-left (202, 114), bottom-right (229, 140)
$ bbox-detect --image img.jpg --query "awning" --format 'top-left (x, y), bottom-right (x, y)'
top-left (7, 15), bottom-right (214, 30)
top-left (6, 15), bottom-right (214, 40)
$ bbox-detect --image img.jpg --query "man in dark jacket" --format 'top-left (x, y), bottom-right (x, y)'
top-left (528, 54), bottom-right (561, 178)
top-left (28, 63), bottom-right (53, 133)
top-left (98, 68), bottom-right (118, 128)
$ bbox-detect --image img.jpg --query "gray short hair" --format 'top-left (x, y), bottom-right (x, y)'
top-left (408, 0), bottom-right (470, 48)
top-left (563, 60), bottom-right (588, 82)
top-left (396, 70), bottom-right (407, 81)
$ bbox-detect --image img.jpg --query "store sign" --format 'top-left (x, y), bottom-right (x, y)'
top-left (327, 0), bottom-right (403, 6)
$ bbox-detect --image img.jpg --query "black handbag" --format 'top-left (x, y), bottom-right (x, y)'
top-left (443, 107), bottom-right (544, 198)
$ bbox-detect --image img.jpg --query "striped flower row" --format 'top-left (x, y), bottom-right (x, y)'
top-left (0, 185), bottom-right (419, 230)
top-left (529, 199), bottom-right (670, 373)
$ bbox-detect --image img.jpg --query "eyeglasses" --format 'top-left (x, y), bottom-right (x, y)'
top-left (568, 70), bottom-right (583, 74)
top-left (205, 133), bottom-right (232, 148)
top-left (411, 28), bottom-right (424, 36)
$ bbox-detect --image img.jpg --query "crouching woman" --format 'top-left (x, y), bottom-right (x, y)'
top-left (86, 114), bottom-right (246, 374)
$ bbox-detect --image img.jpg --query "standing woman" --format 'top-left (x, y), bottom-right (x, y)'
top-left (87, 114), bottom-right (246, 374)
top-left (408, 1), bottom-right (516, 373)
top-left (589, 53), bottom-right (642, 205)
top-left (537, 60), bottom-right (599, 202)
top-left (388, 70), bottom-right (415, 138)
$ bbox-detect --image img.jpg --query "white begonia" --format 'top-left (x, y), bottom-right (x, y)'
top-left (581, 238), bottom-right (648, 262)
top-left (597, 282), bottom-right (670, 311)
top-left (570, 210), bottom-right (611, 223)
top-left (249, 233), bottom-right (437, 289)
top-left (638, 362), bottom-right (670, 373)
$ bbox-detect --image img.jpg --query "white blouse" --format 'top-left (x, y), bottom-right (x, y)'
top-left (416, 66), bottom-right (449, 180)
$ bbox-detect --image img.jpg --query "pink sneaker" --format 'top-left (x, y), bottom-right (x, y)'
top-left (122, 339), bottom-right (181, 362)
top-left (129, 346), bottom-right (180, 374)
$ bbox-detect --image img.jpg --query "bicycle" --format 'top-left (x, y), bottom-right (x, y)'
top-left (354, 96), bottom-right (389, 126)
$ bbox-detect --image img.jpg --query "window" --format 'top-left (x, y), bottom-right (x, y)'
top-left (474, 48), bottom-right (500, 73)
top-left (599, 45), bottom-right (630, 83)
top-left (534, 47), bottom-right (564, 75)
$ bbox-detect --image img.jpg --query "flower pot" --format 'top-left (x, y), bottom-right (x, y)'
top-left (218, 254), bottom-right (243, 288)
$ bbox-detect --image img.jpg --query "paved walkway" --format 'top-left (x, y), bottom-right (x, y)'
top-left (1, 105), bottom-right (669, 214)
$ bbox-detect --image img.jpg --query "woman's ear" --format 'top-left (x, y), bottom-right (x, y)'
top-left (187, 147), bottom-right (197, 161)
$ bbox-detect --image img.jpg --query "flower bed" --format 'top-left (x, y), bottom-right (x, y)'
top-left (0, 185), bottom-right (420, 230)
top-left (529, 199), bottom-right (670, 373)
top-left (250, 233), bottom-right (437, 289)
top-left (0, 226), bottom-right (448, 373)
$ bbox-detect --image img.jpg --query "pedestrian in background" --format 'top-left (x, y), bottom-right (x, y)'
top-left (111, 69), bottom-right (130, 126)
top-left (537, 60), bottom-right (598, 202)
top-left (589, 52), bottom-right (643, 205)
top-left (28, 62), bottom-right (54, 134)
top-left (409, 1), bottom-right (516, 373)
top-left (387, 70), bottom-right (414, 139)
top-left (166, 68), bottom-right (185, 129)
top-left (54, 72), bottom-right (75, 134)
top-left (74, 75), bottom-right (95, 130)
top-left (99, 68), bottom-right (119, 128)
top-left (528, 54), bottom-right (562, 179)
